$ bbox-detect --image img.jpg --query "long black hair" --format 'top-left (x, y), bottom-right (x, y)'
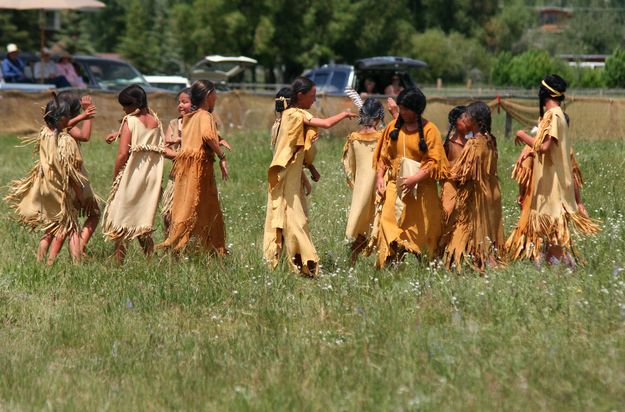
top-left (289, 76), bottom-right (315, 107)
top-left (539, 74), bottom-right (567, 120)
top-left (466, 101), bottom-right (496, 147)
top-left (445, 105), bottom-right (467, 144)
top-left (118, 84), bottom-right (148, 110)
top-left (189, 80), bottom-right (215, 112)
top-left (275, 87), bottom-right (292, 113)
top-left (389, 87), bottom-right (428, 152)
top-left (44, 93), bottom-right (71, 130)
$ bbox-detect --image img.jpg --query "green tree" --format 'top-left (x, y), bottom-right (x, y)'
top-left (604, 47), bottom-right (625, 87)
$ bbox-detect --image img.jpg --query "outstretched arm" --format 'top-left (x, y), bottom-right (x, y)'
top-left (305, 111), bottom-right (357, 129)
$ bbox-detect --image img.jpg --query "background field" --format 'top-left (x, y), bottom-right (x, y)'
top-left (0, 117), bottom-right (624, 411)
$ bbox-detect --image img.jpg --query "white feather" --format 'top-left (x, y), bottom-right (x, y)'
top-left (344, 88), bottom-right (363, 109)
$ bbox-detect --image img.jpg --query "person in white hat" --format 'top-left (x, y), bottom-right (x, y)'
top-left (2, 44), bottom-right (30, 83)
top-left (34, 47), bottom-right (70, 87)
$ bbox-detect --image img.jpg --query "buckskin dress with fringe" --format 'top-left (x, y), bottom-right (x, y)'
top-left (342, 130), bottom-right (381, 243)
top-left (441, 133), bottom-right (505, 271)
top-left (5, 127), bottom-right (84, 237)
top-left (102, 114), bottom-right (165, 241)
top-left (372, 119), bottom-right (448, 268)
top-left (505, 106), bottom-right (600, 261)
top-left (158, 109), bottom-right (226, 254)
top-left (263, 107), bottom-right (319, 276)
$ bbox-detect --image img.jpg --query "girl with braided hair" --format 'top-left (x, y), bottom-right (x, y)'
top-left (372, 87), bottom-right (448, 268)
top-left (507, 75), bottom-right (599, 265)
top-left (342, 97), bottom-right (385, 263)
top-left (102, 85), bottom-right (165, 263)
top-left (5, 94), bottom-right (84, 265)
top-left (441, 101), bottom-right (505, 271)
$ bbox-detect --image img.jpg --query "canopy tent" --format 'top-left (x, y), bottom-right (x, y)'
top-left (0, 0), bottom-right (105, 83)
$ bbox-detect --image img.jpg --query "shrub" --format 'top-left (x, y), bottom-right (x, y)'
top-left (491, 49), bottom-right (568, 88)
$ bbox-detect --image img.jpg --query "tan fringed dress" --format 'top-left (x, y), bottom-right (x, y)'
top-left (263, 107), bottom-right (319, 276)
top-left (342, 131), bottom-right (381, 242)
top-left (506, 106), bottom-right (600, 260)
top-left (372, 119), bottom-right (448, 268)
top-left (158, 109), bottom-right (227, 254)
top-left (440, 137), bottom-right (465, 221)
top-left (442, 133), bottom-right (505, 271)
top-left (161, 117), bottom-right (182, 228)
top-left (5, 127), bottom-right (84, 237)
top-left (102, 114), bottom-right (165, 241)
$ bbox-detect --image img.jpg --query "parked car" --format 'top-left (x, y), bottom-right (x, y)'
top-left (0, 52), bottom-right (163, 92)
top-left (189, 55), bottom-right (257, 89)
top-left (145, 75), bottom-right (190, 92)
top-left (303, 56), bottom-right (427, 95)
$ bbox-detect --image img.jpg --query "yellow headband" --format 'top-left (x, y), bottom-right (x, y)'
top-left (541, 80), bottom-right (563, 97)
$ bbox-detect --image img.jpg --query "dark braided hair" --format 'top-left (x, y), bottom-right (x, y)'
top-left (389, 87), bottom-right (428, 152)
top-left (466, 101), bottom-right (497, 148)
top-left (43, 92), bottom-right (71, 130)
top-left (189, 80), bottom-right (215, 112)
top-left (118, 84), bottom-right (148, 110)
top-left (359, 97), bottom-right (385, 127)
top-left (445, 105), bottom-right (467, 144)
top-left (539, 74), bottom-right (567, 120)
top-left (289, 76), bottom-right (315, 107)
top-left (275, 87), bottom-right (292, 113)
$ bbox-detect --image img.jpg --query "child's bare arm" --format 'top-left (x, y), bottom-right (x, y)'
top-left (306, 163), bottom-right (321, 182)
top-left (305, 111), bottom-right (357, 129)
top-left (113, 122), bottom-right (131, 178)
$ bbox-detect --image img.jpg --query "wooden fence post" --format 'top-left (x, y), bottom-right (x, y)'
top-left (505, 111), bottom-right (512, 138)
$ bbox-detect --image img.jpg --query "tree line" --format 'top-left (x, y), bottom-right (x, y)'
top-left (2, 0), bottom-right (625, 86)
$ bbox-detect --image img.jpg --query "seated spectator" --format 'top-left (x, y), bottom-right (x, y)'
top-left (34, 48), bottom-right (71, 88)
top-left (384, 73), bottom-right (404, 96)
top-left (2, 44), bottom-right (31, 83)
top-left (56, 51), bottom-right (86, 88)
top-left (360, 77), bottom-right (377, 98)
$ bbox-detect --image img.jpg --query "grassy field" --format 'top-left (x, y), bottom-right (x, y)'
top-left (0, 117), bottom-right (624, 411)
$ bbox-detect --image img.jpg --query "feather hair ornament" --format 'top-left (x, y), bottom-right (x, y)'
top-left (344, 88), bottom-right (363, 110)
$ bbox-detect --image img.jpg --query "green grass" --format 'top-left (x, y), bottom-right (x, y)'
top-left (0, 121), bottom-right (624, 411)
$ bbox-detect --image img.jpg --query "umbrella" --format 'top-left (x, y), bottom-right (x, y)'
top-left (0, 0), bottom-right (106, 83)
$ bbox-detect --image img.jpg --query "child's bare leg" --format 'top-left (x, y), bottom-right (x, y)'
top-left (114, 240), bottom-right (127, 264)
top-left (163, 213), bottom-right (171, 235)
top-left (546, 244), bottom-right (564, 264)
top-left (80, 214), bottom-right (100, 255)
top-left (47, 234), bottom-right (67, 266)
top-left (68, 231), bottom-right (82, 263)
top-left (350, 234), bottom-right (367, 265)
top-left (138, 235), bottom-right (154, 258)
top-left (38, 233), bottom-right (54, 262)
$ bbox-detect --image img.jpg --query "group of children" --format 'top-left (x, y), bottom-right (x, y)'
top-left (6, 80), bottom-right (229, 265)
top-left (6, 74), bottom-right (600, 274)
top-left (265, 74), bottom-right (600, 276)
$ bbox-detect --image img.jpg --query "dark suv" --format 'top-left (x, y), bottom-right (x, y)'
top-left (303, 56), bottom-right (427, 95)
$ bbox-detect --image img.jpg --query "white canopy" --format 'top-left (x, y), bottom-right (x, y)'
top-left (0, 0), bottom-right (105, 9)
